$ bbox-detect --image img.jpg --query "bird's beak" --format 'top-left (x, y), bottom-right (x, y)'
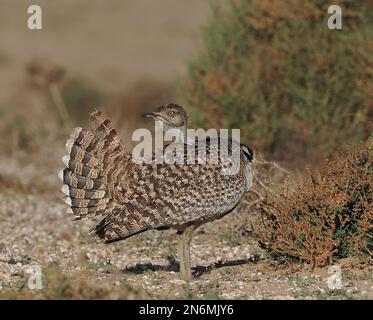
top-left (142, 112), bottom-right (164, 122)
top-left (142, 112), bottom-right (156, 119)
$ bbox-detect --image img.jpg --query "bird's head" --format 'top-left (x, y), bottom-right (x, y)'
top-left (142, 103), bottom-right (188, 130)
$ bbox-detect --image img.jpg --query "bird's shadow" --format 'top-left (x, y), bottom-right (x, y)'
top-left (122, 256), bottom-right (260, 278)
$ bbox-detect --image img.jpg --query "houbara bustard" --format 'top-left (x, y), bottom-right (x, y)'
top-left (59, 103), bottom-right (253, 281)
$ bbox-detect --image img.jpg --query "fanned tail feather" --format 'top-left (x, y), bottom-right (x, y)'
top-left (58, 110), bottom-right (126, 220)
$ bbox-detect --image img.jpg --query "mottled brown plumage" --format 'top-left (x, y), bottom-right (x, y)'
top-left (59, 104), bottom-right (253, 280)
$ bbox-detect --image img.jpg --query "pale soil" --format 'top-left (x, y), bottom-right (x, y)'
top-left (0, 151), bottom-right (372, 300)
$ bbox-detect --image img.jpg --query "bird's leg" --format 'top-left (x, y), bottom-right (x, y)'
top-left (177, 225), bottom-right (196, 282)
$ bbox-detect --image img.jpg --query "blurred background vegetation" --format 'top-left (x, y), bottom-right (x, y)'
top-left (182, 0), bottom-right (372, 164)
top-left (0, 0), bottom-right (208, 154)
top-left (0, 0), bottom-right (371, 166)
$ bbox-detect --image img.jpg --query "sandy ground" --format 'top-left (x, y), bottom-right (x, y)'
top-left (0, 150), bottom-right (372, 300)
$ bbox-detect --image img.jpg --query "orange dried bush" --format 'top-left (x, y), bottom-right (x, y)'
top-left (256, 138), bottom-right (372, 268)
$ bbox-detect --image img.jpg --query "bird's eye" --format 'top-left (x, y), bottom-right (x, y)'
top-left (168, 111), bottom-right (175, 116)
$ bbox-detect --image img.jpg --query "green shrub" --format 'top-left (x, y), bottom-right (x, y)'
top-left (181, 0), bottom-right (373, 158)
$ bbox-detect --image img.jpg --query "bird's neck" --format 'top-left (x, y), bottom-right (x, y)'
top-left (174, 125), bottom-right (187, 144)
top-left (163, 124), bottom-right (187, 144)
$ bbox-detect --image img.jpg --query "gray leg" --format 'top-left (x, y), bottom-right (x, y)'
top-left (177, 225), bottom-right (196, 281)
